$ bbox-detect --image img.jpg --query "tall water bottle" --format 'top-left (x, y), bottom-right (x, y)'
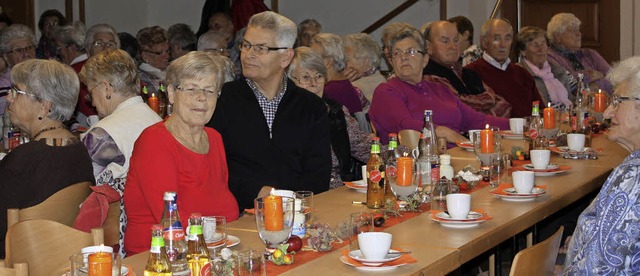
top-left (419, 110), bottom-right (440, 187)
top-left (160, 191), bottom-right (189, 275)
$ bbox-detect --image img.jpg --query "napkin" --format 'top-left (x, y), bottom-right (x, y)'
top-left (341, 249), bottom-right (417, 267)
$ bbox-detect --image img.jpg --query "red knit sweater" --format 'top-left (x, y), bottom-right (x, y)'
top-left (465, 59), bottom-right (543, 118)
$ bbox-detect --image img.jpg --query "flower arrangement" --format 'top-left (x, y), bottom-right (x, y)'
top-left (454, 166), bottom-right (482, 191)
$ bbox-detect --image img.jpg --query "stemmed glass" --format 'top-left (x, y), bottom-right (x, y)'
top-left (254, 196), bottom-right (295, 254)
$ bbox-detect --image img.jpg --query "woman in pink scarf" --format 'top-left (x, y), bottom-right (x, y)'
top-left (516, 26), bottom-right (575, 109)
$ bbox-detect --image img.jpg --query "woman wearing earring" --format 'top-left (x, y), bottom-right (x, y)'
top-left (79, 49), bottom-right (161, 255)
top-left (0, 59), bottom-right (94, 259)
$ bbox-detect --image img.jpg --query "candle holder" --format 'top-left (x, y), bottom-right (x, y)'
top-left (389, 156), bottom-right (419, 199)
top-left (472, 126), bottom-right (502, 167)
top-left (254, 196), bottom-right (295, 255)
top-left (69, 252), bottom-right (121, 276)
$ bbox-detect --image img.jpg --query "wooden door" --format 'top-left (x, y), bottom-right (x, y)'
top-left (502, 0), bottom-right (620, 64)
top-left (0, 0), bottom-right (35, 30)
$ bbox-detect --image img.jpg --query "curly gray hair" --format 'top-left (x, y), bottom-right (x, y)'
top-left (85, 23), bottom-right (120, 56)
top-left (53, 21), bottom-right (86, 52)
top-left (607, 56), bottom-right (640, 99)
top-left (165, 51), bottom-right (224, 94)
top-left (80, 49), bottom-right (139, 98)
top-left (546, 13), bottom-right (580, 45)
top-left (12, 59), bottom-right (79, 121)
top-left (311, 33), bottom-right (346, 72)
top-left (0, 24), bottom-right (36, 54)
top-left (287, 46), bottom-right (327, 79)
top-left (343, 33), bottom-right (382, 69)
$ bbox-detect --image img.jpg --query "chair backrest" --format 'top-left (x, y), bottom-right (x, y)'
top-left (0, 263), bottom-right (28, 276)
top-left (398, 129), bottom-right (420, 150)
top-left (509, 226), bottom-right (564, 276)
top-left (103, 201), bottom-right (120, 247)
top-left (6, 181), bottom-right (92, 228)
top-left (5, 220), bottom-right (103, 276)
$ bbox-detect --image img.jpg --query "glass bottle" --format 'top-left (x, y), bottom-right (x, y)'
top-left (384, 133), bottom-right (399, 202)
top-left (528, 101), bottom-right (547, 150)
top-left (160, 192), bottom-right (189, 275)
top-left (141, 85), bottom-right (150, 102)
top-left (144, 224), bottom-right (172, 276)
top-left (186, 213), bottom-right (211, 275)
top-left (439, 154), bottom-right (454, 180)
top-left (158, 83), bottom-right (168, 118)
top-left (572, 73), bottom-right (593, 147)
top-left (420, 110), bottom-right (440, 185)
top-left (366, 137), bottom-right (386, 209)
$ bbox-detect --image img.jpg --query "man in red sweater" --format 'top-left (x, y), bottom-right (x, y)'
top-left (465, 19), bottom-right (543, 118)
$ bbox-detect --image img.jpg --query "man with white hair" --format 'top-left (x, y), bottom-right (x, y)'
top-left (465, 19), bottom-right (542, 118)
top-left (197, 30), bottom-right (230, 57)
top-left (208, 11), bottom-right (331, 210)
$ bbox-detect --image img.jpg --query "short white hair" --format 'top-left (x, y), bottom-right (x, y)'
top-left (608, 56), bottom-right (640, 98)
top-left (247, 11), bottom-right (296, 48)
top-left (546, 13), bottom-right (580, 45)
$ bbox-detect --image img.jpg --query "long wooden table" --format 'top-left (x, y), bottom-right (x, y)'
top-left (124, 135), bottom-right (626, 275)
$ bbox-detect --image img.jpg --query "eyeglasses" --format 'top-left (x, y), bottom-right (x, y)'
top-left (6, 45), bottom-right (36, 55)
top-left (611, 95), bottom-right (640, 109)
top-left (85, 82), bottom-right (109, 102)
top-left (238, 41), bottom-right (289, 55)
top-left (143, 49), bottom-right (170, 56)
top-left (92, 40), bottom-right (117, 49)
top-left (391, 48), bottom-right (424, 58)
top-left (9, 87), bottom-right (38, 99)
top-left (176, 86), bottom-right (218, 97)
top-left (44, 21), bottom-right (59, 28)
top-left (204, 48), bottom-right (230, 56)
top-left (292, 74), bottom-right (325, 84)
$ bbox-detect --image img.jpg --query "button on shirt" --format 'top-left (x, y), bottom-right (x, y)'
top-left (246, 77), bottom-right (287, 135)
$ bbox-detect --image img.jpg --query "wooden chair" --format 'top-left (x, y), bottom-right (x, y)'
top-left (5, 220), bottom-right (103, 276)
top-left (509, 226), bottom-right (564, 276)
top-left (0, 263), bottom-right (27, 276)
top-left (103, 201), bottom-right (121, 248)
top-left (398, 129), bottom-right (420, 150)
top-left (6, 181), bottom-right (92, 228)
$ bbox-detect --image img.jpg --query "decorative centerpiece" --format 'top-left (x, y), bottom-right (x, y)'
top-left (454, 166), bottom-right (482, 192)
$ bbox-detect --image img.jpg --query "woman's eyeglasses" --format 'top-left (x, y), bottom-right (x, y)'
top-left (611, 95), bottom-right (640, 109)
top-left (9, 87), bottom-right (38, 99)
top-left (391, 48), bottom-right (424, 58)
top-left (292, 74), bottom-right (325, 84)
top-left (176, 86), bottom-right (219, 97)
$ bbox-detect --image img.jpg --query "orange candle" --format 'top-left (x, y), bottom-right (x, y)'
top-left (480, 124), bottom-right (494, 153)
top-left (594, 89), bottom-right (606, 112)
top-left (148, 93), bottom-right (159, 113)
top-left (264, 195), bottom-right (283, 231)
top-left (543, 103), bottom-right (555, 129)
top-left (396, 157), bottom-right (413, 186)
top-left (88, 252), bottom-right (112, 276)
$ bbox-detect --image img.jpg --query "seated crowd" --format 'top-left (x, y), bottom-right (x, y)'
top-left (0, 7), bottom-right (637, 274)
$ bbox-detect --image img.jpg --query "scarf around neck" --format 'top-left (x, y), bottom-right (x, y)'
top-left (524, 58), bottom-right (572, 107)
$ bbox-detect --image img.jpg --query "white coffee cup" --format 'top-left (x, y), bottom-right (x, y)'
top-left (512, 171), bottom-right (535, 194)
top-left (509, 118), bottom-right (525, 134)
top-left (358, 232), bottom-right (392, 260)
top-left (81, 245), bottom-right (114, 254)
top-left (567, 133), bottom-right (586, 151)
top-left (468, 130), bottom-right (481, 143)
top-left (271, 189), bottom-right (295, 198)
top-left (529, 150), bottom-right (551, 170)
top-left (446, 194), bottom-right (471, 219)
top-left (361, 165), bottom-right (367, 181)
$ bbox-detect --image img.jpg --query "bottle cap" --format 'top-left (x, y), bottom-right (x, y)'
top-left (371, 137), bottom-right (380, 141)
top-left (388, 133), bottom-right (397, 138)
top-left (163, 191), bottom-right (176, 200)
top-left (189, 213), bottom-right (202, 219)
top-left (151, 224), bottom-right (163, 231)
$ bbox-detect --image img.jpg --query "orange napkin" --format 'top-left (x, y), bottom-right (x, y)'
top-left (244, 208), bottom-right (255, 215)
top-left (341, 249), bottom-right (417, 267)
top-left (455, 141), bottom-right (472, 148)
top-left (491, 183), bottom-right (547, 196)
top-left (344, 181), bottom-right (366, 189)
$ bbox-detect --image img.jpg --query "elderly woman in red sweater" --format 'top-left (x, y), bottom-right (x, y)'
top-left (124, 51), bottom-right (239, 256)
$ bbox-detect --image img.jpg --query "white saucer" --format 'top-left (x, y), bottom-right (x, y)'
top-left (429, 213), bottom-right (489, 229)
top-left (340, 256), bottom-right (407, 271)
top-left (345, 179), bottom-right (367, 193)
top-left (500, 130), bottom-right (524, 139)
top-left (435, 211), bottom-right (484, 222)
top-left (523, 164), bottom-right (559, 171)
top-left (207, 235), bottom-right (240, 249)
top-left (348, 249), bottom-right (402, 266)
top-left (492, 187), bottom-right (546, 202)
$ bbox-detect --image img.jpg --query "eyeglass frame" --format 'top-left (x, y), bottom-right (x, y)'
top-left (390, 48), bottom-right (425, 58)
top-left (92, 40), bottom-right (118, 49)
top-left (85, 82), bottom-right (111, 102)
top-left (9, 87), bottom-right (39, 100)
top-left (176, 85), bottom-right (219, 97)
top-left (238, 40), bottom-right (289, 55)
top-left (610, 95), bottom-right (640, 109)
top-left (292, 73), bottom-right (325, 85)
top-left (6, 45), bottom-right (36, 55)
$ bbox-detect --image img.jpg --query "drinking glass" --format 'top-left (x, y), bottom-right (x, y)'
top-left (69, 252), bottom-right (121, 276)
top-left (489, 153), bottom-right (510, 188)
top-left (295, 191), bottom-right (314, 228)
top-left (236, 250), bottom-right (266, 276)
top-left (472, 127), bottom-right (501, 167)
top-left (254, 196), bottom-right (295, 254)
top-left (431, 178), bottom-right (452, 211)
top-left (202, 216), bottom-right (227, 250)
top-left (348, 212), bottom-right (374, 251)
top-left (389, 157), bottom-right (419, 199)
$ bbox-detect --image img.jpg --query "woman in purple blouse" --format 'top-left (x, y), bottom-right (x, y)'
top-left (369, 25), bottom-right (508, 144)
